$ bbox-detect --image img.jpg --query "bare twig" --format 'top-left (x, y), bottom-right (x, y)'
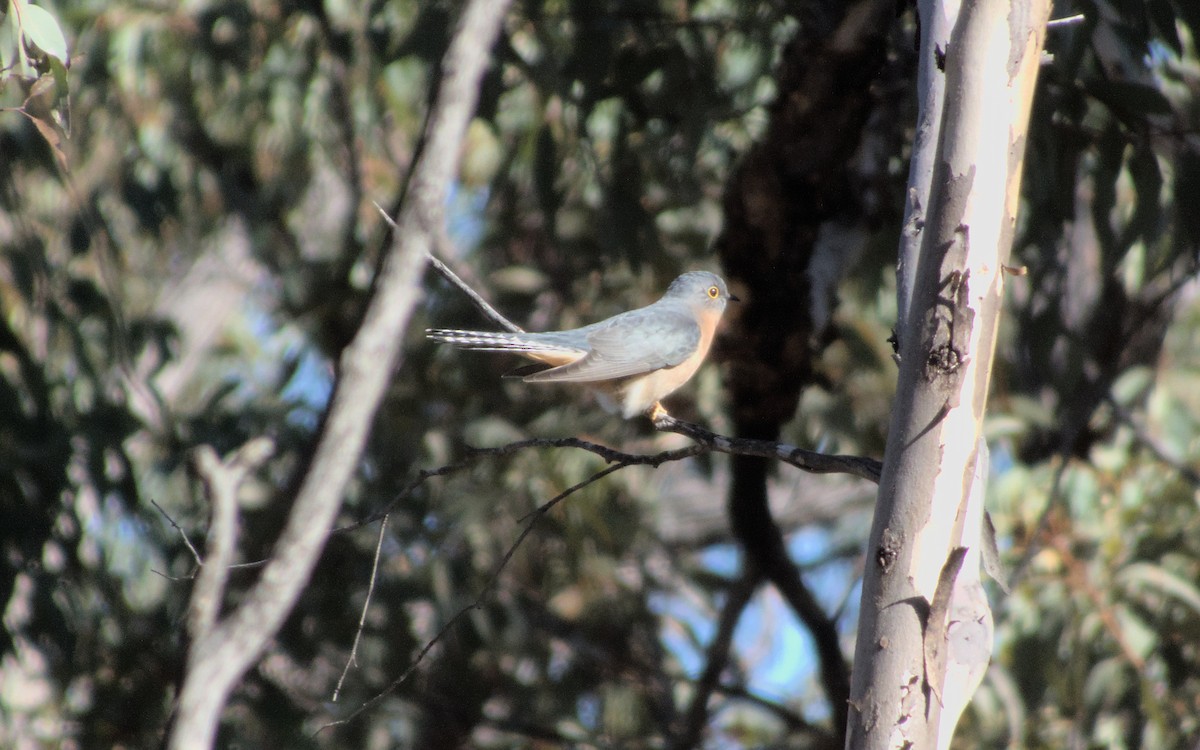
top-left (427, 250), bottom-right (524, 332)
top-left (150, 498), bottom-right (203, 570)
top-left (149, 498), bottom-right (271, 581)
top-left (344, 425), bottom-right (878, 535)
top-left (654, 414), bottom-right (882, 482)
top-left (373, 201), bottom-right (523, 334)
top-left (340, 438), bottom-right (706, 532)
top-left (319, 463), bottom-right (627, 734)
top-left (333, 514), bottom-right (389, 702)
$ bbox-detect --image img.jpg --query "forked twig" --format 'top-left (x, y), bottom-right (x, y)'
top-left (318, 463), bottom-right (627, 734)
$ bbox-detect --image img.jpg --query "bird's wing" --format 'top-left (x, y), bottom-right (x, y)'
top-left (522, 306), bottom-right (700, 383)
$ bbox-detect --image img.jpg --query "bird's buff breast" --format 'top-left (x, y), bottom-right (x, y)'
top-left (614, 306), bottom-right (720, 417)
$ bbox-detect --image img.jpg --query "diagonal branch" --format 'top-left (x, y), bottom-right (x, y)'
top-left (319, 462), bottom-right (629, 734)
top-left (167, 2), bottom-right (514, 748)
top-left (671, 567), bottom-right (761, 750)
top-left (332, 513), bottom-right (389, 702)
top-left (340, 439), bottom-right (706, 531)
top-left (373, 201), bottom-right (525, 334)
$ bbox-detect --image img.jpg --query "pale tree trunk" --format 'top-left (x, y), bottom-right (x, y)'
top-left (846, 1), bottom-right (1051, 749)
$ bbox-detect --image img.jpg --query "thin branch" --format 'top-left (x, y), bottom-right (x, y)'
top-left (427, 248), bottom-right (524, 332)
top-left (341, 438), bottom-right (706, 531)
top-left (319, 463), bottom-right (628, 735)
top-left (1108, 395), bottom-right (1200, 488)
top-left (654, 414), bottom-right (882, 482)
top-left (187, 438), bottom-right (274, 643)
top-left (150, 498), bottom-right (202, 570)
top-left (149, 499), bottom-right (270, 581)
top-left (373, 201), bottom-right (523, 334)
top-left (343, 424), bottom-right (878, 535)
top-left (671, 567), bottom-right (760, 750)
top-left (333, 514), bottom-right (389, 702)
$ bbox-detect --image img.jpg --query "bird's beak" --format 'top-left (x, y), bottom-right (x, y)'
top-left (729, 294), bottom-right (741, 302)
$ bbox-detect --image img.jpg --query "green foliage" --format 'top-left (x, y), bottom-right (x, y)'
top-left (1, 0), bottom-right (1199, 747)
top-left (1, 0), bottom-right (71, 168)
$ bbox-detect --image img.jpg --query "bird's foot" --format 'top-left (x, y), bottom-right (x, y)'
top-left (647, 402), bottom-right (670, 423)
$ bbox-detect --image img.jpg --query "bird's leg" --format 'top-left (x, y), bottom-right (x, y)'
top-left (647, 401), bottom-right (670, 422)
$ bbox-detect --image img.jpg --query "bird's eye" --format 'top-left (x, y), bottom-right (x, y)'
top-left (707, 286), bottom-right (720, 299)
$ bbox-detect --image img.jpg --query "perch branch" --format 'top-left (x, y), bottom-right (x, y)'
top-left (654, 414), bottom-right (881, 482)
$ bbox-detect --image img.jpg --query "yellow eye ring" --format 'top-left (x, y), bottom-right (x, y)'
top-left (707, 286), bottom-right (720, 299)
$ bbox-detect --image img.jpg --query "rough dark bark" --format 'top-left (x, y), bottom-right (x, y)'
top-left (712, 0), bottom-right (896, 742)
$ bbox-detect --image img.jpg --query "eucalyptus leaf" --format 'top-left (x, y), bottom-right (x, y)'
top-left (19, 3), bottom-right (67, 63)
top-left (1119, 561), bottom-right (1200, 617)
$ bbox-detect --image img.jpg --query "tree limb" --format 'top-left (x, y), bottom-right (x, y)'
top-left (655, 414), bottom-right (881, 482)
top-left (332, 513), bottom-right (388, 702)
top-left (319, 462), bottom-right (628, 734)
top-left (671, 567), bottom-right (760, 750)
top-left (167, 2), bottom-right (513, 748)
top-left (187, 439), bottom-right (274, 643)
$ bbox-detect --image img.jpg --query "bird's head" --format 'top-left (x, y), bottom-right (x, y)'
top-left (664, 271), bottom-right (739, 313)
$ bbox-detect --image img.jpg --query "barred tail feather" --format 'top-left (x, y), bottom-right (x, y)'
top-left (426, 328), bottom-right (585, 359)
top-left (426, 328), bottom-right (524, 350)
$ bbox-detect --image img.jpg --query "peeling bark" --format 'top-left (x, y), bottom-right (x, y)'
top-left (846, 1), bottom-right (1051, 748)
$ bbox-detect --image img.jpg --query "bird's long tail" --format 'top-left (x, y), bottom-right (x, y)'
top-left (426, 328), bottom-right (583, 358)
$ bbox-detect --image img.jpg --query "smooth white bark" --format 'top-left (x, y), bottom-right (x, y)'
top-left (846, 2), bottom-right (1051, 748)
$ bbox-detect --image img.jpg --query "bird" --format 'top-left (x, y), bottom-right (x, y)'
top-left (427, 271), bottom-right (737, 419)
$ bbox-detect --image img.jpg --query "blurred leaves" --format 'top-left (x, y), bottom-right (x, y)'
top-left (0, 0), bottom-right (1199, 748)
